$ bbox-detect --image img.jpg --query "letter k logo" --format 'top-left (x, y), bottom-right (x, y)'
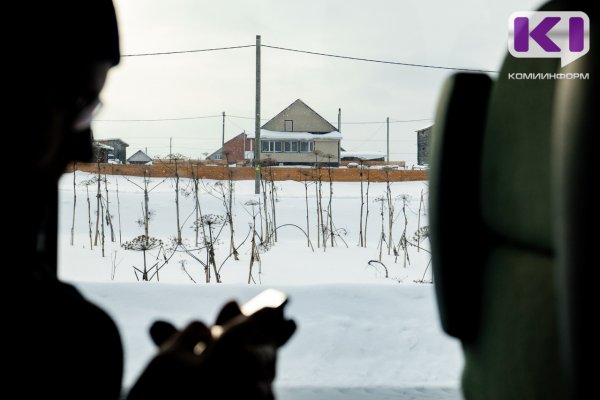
top-left (508, 12), bottom-right (590, 67)
top-left (514, 17), bottom-right (561, 52)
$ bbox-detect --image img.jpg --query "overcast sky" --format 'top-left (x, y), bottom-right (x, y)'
top-left (94, 0), bottom-right (543, 164)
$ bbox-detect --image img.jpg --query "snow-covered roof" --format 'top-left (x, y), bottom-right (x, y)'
top-left (93, 142), bottom-right (114, 150)
top-left (415, 124), bottom-right (434, 132)
top-left (247, 129), bottom-right (342, 140)
top-left (97, 138), bottom-right (130, 147)
top-left (341, 151), bottom-right (385, 160)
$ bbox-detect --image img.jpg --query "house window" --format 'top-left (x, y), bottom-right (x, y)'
top-left (263, 140), bottom-right (311, 152)
top-left (284, 120), bottom-right (293, 131)
top-left (299, 141), bottom-right (314, 152)
top-left (261, 141), bottom-right (276, 152)
top-left (284, 141), bottom-right (300, 152)
top-left (261, 141), bottom-right (285, 152)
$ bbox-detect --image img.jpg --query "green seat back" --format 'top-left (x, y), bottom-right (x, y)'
top-left (430, 1), bottom-right (594, 398)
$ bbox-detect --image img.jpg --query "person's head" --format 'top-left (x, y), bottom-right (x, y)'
top-left (28, 0), bottom-right (120, 181)
top-left (19, 1), bottom-right (121, 274)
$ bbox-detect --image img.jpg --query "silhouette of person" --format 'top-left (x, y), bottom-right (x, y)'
top-left (15, 2), bottom-right (295, 399)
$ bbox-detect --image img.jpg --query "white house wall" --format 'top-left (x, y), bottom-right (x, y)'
top-left (260, 140), bottom-right (339, 163)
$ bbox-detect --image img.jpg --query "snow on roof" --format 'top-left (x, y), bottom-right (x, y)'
top-left (97, 138), bottom-right (130, 147)
top-left (415, 124), bottom-right (434, 132)
top-left (341, 151), bottom-right (385, 160)
top-left (93, 142), bottom-right (114, 150)
top-left (246, 129), bottom-right (342, 140)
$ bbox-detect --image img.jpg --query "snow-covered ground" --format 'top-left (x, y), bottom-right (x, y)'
top-left (58, 172), bottom-right (464, 399)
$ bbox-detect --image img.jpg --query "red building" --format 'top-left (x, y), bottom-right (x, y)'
top-left (207, 132), bottom-right (254, 163)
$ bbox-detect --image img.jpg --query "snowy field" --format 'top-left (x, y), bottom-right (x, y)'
top-left (58, 172), bottom-right (464, 399)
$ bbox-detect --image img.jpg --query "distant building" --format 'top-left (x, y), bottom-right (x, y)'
top-left (416, 125), bottom-right (433, 165)
top-left (92, 142), bottom-right (113, 163)
top-left (207, 132), bottom-right (254, 163)
top-left (247, 99), bottom-right (342, 166)
top-left (127, 150), bottom-right (153, 165)
top-left (340, 151), bottom-right (385, 162)
top-left (96, 139), bottom-right (129, 164)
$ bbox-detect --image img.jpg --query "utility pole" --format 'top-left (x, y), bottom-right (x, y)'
top-left (222, 111), bottom-right (225, 161)
top-left (386, 117), bottom-right (390, 163)
top-left (254, 34), bottom-right (261, 194)
top-left (170, 137), bottom-right (172, 162)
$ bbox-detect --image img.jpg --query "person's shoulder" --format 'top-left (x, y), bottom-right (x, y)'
top-left (55, 280), bottom-right (120, 333)
top-left (24, 278), bottom-right (121, 348)
top-left (15, 278), bottom-right (124, 399)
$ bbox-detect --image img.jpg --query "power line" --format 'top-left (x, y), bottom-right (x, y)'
top-left (226, 116), bottom-right (252, 133)
top-left (122, 44), bottom-right (254, 57)
top-left (228, 114), bottom-right (431, 124)
top-left (391, 118), bottom-right (432, 123)
top-left (96, 114), bottom-right (432, 124)
top-left (95, 115), bottom-right (221, 122)
top-left (228, 115), bottom-right (255, 119)
top-left (328, 118), bottom-right (432, 125)
top-left (350, 123), bottom-right (386, 149)
top-left (120, 41), bottom-right (496, 73)
top-left (119, 138), bottom-right (222, 142)
top-left (262, 44), bottom-right (498, 73)
top-left (228, 115), bottom-right (269, 121)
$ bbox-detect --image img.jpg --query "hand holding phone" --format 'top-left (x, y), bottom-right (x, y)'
top-left (132, 290), bottom-right (295, 400)
top-left (208, 289), bottom-right (288, 340)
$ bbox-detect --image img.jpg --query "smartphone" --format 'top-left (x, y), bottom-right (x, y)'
top-left (208, 289), bottom-right (288, 341)
top-left (240, 288), bottom-right (288, 316)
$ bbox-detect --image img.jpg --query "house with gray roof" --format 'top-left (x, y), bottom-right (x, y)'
top-left (127, 150), bottom-right (152, 165)
top-left (247, 99), bottom-right (342, 166)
